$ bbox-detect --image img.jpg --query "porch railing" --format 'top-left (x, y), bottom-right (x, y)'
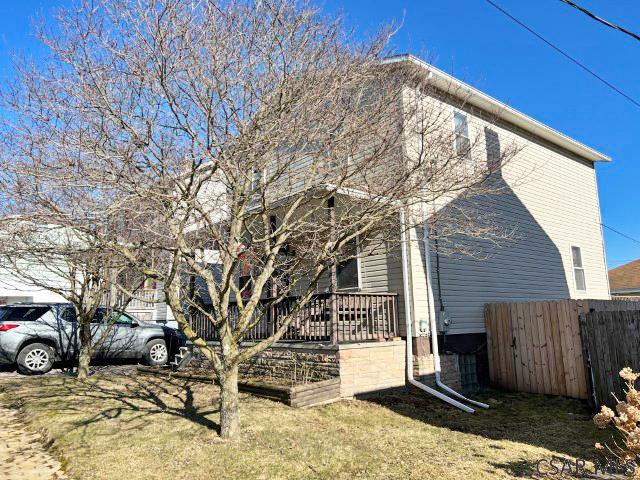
top-left (101, 289), bottom-right (157, 311)
top-left (188, 292), bottom-right (399, 344)
top-left (127, 289), bottom-right (157, 310)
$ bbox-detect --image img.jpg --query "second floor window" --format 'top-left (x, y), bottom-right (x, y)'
top-left (453, 112), bottom-right (471, 159)
top-left (571, 246), bottom-right (587, 291)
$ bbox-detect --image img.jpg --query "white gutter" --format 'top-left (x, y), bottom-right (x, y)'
top-left (399, 210), bottom-right (475, 413)
top-left (422, 224), bottom-right (489, 410)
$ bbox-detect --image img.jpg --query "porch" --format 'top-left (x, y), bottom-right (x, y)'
top-left (189, 292), bottom-right (400, 344)
top-left (125, 289), bottom-right (158, 322)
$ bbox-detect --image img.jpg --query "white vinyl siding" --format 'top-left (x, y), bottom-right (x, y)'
top-left (247, 87), bottom-right (611, 339)
top-left (404, 94), bottom-right (610, 335)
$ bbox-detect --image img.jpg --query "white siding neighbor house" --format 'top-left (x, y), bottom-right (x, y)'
top-left (0, 264), bottom-right (171, 323)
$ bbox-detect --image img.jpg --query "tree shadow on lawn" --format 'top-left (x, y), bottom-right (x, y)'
top-left (364, 387), bottom-right (608, 463)
top-left (6, 374), bottom-right (222, 440)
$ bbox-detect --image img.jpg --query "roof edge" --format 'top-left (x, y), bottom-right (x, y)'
top-left (383, 54), bottom-right (611, 163)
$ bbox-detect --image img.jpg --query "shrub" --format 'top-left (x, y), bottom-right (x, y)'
top-left (593, 368), bottom-right (640, 458)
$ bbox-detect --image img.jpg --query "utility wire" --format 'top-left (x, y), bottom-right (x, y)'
top-left (602, 223), bottom-right (640, 247)
top-left (484, 0), bottom-right (640, 109)
top-left (559, 0), bottom-right (640, 43)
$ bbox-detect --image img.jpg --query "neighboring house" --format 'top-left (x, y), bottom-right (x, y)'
top-left (188, 54), bottom-right (611, 395)
top-left (0, 275), bottom-right (66, 306)
top-left (0, 276), bottom-right (169, 322)
top-left (0, 272), bottom-right (171, 323)
top-left (609, 259), bottom-right (640, 298)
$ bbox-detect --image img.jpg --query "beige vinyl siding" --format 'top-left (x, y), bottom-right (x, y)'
top-left (407, 95), bottom-right (610, 335)
top-left (359, 242), bottom-right (407, 335)
top-left (315, 237), bottom-right (409, 335)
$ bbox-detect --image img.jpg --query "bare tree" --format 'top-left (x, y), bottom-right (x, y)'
top-left (0, 0), bottom-right (518, 439)
top-left (0, 219), bottom-right (145, 379)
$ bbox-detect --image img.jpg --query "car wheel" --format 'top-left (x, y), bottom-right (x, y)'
top-left (17, 343), bottom-right (55, 375)
top-left (144, 339), bottom-right (168, 366)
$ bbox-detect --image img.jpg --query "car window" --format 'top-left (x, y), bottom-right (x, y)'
top-left (96, 310), bottom-right (136, 325)
top-left (110, 312), bottom-right (135, 325)
top-left (92, 308), bottom-right (107, 324)
top-left (0, 306), bottom-right (51, 322)
top-left (62, 307), bottom-right (77, 323)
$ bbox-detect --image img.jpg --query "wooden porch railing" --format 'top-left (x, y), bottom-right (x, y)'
top-left (189, 292), bottom-right (399, 344)
top-left (101, 289), bottom-right (157, 311)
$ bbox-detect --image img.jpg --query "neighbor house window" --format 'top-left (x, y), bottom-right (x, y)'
top-left (453, 112), bottom-right (471, 159)
top-left (571, 246), bottom-right (587, 291)
top-left (337, 238), bottom-right (360, 290)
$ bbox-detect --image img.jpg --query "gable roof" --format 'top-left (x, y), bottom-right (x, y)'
top-left (609, 259), bottom-right (640, 292)
top-left (383, 54), bottom-right (611, 164)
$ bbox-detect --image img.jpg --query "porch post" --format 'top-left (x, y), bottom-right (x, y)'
top-left (328, 197), bottom-right (338, 344)
top-left (268, 215), bottom-right (277, 337)
top-left (268, 215), bottom-right (278, 299)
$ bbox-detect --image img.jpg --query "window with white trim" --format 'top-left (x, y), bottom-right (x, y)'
top-left (571, 246), bottom-right (587, 291)
top-left (453, 111), bottom-right (471, 159)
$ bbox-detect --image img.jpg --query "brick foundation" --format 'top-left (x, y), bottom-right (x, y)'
top-left (192, 343), bottom-right (340, 383)
top-left (241, 345), bottom-right (339, 382)
top-left (189, 338), bottom-right (462, 396)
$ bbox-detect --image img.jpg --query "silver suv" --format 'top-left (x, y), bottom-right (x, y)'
top-left (0, 303), bottom-right (186, 374)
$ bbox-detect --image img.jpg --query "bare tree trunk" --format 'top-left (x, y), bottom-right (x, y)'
top-left (77, 319), bottom-right (92, 380)
top-left (219, 362), bottom-right (240, 440)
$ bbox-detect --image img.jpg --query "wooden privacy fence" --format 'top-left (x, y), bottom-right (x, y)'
top-left (485, 299), bottom-right (640, 400)
top-left (581, 310), bottom-right (640, 409)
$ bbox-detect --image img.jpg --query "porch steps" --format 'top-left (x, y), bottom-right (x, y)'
top-left (170, 346), bottom-right (194, 371)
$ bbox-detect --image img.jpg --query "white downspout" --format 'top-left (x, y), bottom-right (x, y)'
top-left (400, 210), bottom-right (475, 413)
top-left (423, 223), bottom-right (489, 410)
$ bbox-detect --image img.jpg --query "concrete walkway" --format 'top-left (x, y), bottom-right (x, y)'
top-left (0, 405), bottom-right (67, 479)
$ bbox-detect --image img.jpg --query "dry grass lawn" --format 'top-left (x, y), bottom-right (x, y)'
top-left (0, 373), bottom-right (607, 480)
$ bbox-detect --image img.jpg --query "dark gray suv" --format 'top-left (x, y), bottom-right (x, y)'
top-left (0, 303), bottom-right (186, 374)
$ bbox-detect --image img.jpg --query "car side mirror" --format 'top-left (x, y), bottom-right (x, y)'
top-left (130, 320), bottom-right (139, 328)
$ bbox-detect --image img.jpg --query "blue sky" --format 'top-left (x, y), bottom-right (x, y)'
top-left (0, 0), bottom-right (638, 268)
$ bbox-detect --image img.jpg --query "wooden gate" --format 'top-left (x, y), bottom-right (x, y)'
top-left (580, 310), bottom-right (640, 409)
top-left (485, 300), bottom-right (589, 399)
top-left (485, 299), bottom-right (640, 400)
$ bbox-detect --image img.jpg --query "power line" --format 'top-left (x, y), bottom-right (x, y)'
top-left (602, 223), bottom-right (640, 247)
top-left (484, 0), bottom-right (640, 110)
top-left (559, 0), bottom-right (640, 43)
